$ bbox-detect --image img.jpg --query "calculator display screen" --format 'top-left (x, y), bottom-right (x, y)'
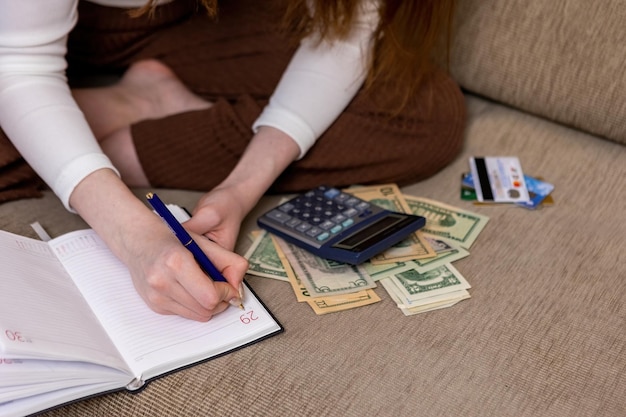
top-left (332, 214), bottom-right (414, 252)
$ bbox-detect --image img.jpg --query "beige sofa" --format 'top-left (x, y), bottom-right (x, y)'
top-left (3, 0), bottom-right (625, 416)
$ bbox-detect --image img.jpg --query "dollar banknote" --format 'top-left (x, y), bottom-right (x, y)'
top-left (362, 259), bottom-right (416, 281)
top-left (306, 289), bottom-right (381, 315)
top-left (270, 234), bottom-right (311, 302)
top-left (408, 237), bottom-right (470, 274)
top-left (380, 263), bottom-right (471, 315)
top-left (380, 277), bottom-right (470, 316)
top-left (270, 235), bottom-right (380, 313)
top-left (344, 184), bottom-right (435, 263)
top-left (389, 263), bottom-right (470, 303)
top-left (273, 236), bottom-right (377, 298)
top-left (397, 297), bottom-right (468, 316)
top-left (404, 196), bottom-right (489, 249)
top-left (423, 236), bottom-right (455, 253)
top-left (244, 230), bottom-right (289, 281)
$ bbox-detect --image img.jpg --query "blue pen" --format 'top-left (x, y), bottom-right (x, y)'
top-left (146, 192), bottom-right (244, 309)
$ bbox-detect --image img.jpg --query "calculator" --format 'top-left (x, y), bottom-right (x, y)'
top-left (257, 185), bottom-right (426, 264)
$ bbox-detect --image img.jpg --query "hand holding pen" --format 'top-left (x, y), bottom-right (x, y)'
top-left (147, 192), bottom-right (245, 310)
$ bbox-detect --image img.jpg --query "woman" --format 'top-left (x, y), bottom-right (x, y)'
top-left (0, 0), bottom-right (465, 321)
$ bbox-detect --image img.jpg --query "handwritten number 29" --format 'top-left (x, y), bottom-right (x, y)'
top-left (239, 310), bottom-right (258, 324)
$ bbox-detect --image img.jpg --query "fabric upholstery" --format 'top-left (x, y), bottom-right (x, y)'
top-left (3, 96), bottom-right (625, 417)
top-left (450, 0), bottom-right (626, 146)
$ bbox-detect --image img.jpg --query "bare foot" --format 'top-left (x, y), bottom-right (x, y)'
top-left (116, 60), bottom-right (212, 120)
top-left (73, 59), bottom-right (212, 140)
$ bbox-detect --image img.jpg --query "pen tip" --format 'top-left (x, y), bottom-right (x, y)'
top-left (239, 303), bottom-right (245, 310)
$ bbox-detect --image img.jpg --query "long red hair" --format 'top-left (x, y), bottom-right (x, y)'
top-left (284, 0), bottom-right (456, 110)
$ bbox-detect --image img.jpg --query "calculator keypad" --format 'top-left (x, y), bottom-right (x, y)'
top-left (262, 186), bottom-right (377, 243)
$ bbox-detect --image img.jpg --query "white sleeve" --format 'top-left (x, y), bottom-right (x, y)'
top-left (0, 0), bottom-right (119, 211)
top-left (252, 0), bottom-right (379, 159)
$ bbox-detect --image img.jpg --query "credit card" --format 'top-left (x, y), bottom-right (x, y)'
top-left (462, 172), bottom-right (554, 209)
top-left (460, 173), bottom-right (477, 201)
top-left (515, 175), bottom-right (555, 209)
top-left (468, 156), bottom-right (530, 203)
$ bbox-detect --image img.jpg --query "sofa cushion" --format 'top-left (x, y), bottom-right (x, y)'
top-left (450, 0), bottom-right (626, 146)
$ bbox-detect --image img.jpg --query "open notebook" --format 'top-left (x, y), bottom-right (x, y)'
top-left (0, 221), bottom-right (282, 417)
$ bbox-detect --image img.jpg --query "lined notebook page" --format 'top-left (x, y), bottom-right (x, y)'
top-left (50, 230), bottom-right (280, 379)
top-left (0, 231), bottom-right (128, 372)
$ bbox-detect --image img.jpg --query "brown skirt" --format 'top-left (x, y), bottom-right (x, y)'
top-left (0, 0), bottom-right (466, 203)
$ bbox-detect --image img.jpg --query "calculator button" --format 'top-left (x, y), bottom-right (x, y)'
top-left (305, 227), bottom-right (323, 238)
top-left (319, 220), bottom-right (335, 230)
top-left (285, 218), bottom-right (302, 228)
top-left (296, 223), bottom-right (312, 232)
top-left (311, 216), bottom-right (322, 224)
top-left (344, 197), bottom-right (360, 207)
top-left (330, 225), bottom-right (343, 234)
top-left (316, 232), bottom-right (330, 241)
top-left (355, 202), bottom-right (370, 211)
top-left (342, 219), bottom-right (354, 227)
top-left (334, 193), bottom-right (350, 203)
top-left (343, 208), bottom-right (359, 217)
top-left (279, 203), bottom-right (295, 213)
top-left (304, 191), bottom-right (315, 198)
top-left (331, 214), bottom-right (347, 223)
top-left (265, 209), bottom-right (291, 223)
top-left (323, 188), bottom-right (341, 199)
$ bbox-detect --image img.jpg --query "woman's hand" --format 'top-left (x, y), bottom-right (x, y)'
top-left (127, 225), bottom-right (248, 321)
top-left (185, 185), bottom-right (249, 251)
top-left (185, 126), bottom-right (301, 250)
top-left (70, 168), bottom-right (247, 321)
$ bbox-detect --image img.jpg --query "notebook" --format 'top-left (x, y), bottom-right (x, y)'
top-left (0, 226), bottom-right (282, 417)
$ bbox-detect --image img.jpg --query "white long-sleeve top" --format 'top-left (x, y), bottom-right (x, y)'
top-left (0, 0), bottom-right (378, 210)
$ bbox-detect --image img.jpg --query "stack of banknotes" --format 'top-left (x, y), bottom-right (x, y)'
top-left (244, 184), bottom-right (489, 316)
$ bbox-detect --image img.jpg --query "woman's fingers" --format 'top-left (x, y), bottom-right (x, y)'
top-left (134, 239), bottom-right (244, 321)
